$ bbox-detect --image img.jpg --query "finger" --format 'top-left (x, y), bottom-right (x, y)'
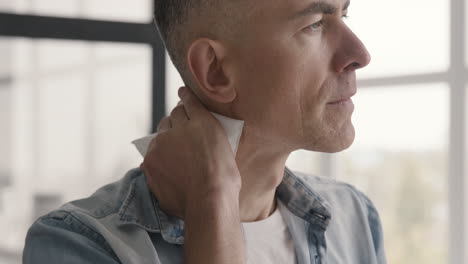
top-left (178, 86), bottom-right (209, 119)
top-left (170, 104), bottom-right (189, 126)
top-left (157, 116), bottom-right (172, 132)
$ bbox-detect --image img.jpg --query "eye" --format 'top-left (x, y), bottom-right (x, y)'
top-left (305, 20), bottom-right (324, 32)
top-left (341, 13), bottom-right (350, 26)
top-left (303, 14), bottom-right (350, 33)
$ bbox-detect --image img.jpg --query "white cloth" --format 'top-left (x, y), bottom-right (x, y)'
top-left (242, 200), bottom-right (296, 264)
top-left (132, 112), bottom-right (245, 156)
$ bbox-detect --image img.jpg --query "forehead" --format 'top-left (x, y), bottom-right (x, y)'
top-left (244, 0), bottom-right (347, 19)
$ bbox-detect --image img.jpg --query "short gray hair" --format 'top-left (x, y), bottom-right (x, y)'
top-left (153, 0), bottom-right (242, 84)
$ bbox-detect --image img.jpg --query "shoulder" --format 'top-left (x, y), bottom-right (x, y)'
top-left (61, 167), bottom-right (144, 218)
top-left (291, 169), bottom-right (378, 214)
top-left (290, 170), bottom-right (386, 262)
top-left (23, 210), bottom-right (120, 263)
top-left (289, 169), bottom-right (383, 234)
top-left (23, 168), bottom-right (144, 264)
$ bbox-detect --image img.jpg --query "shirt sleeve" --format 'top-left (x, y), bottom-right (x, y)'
top-left (23, 211), bottom-right (121, 264)
top-left (356, 191), bottom-right (387, 264)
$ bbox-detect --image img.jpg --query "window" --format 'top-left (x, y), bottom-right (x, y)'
top-left (0, 0), bottom-right (152, 22)
top-left (0, 2), bottom-right (165, 263)
top-left (336, 85), bottom-right (449, 263)
top-left (326, 0), bottom-right (464, 263)
top-left (0, 37), bottom-right (152, 263)
top-left (347, 0), bottom-right (449, 78)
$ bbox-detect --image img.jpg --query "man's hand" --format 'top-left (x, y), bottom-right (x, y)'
top-left (140, 86), bottom-right (241, 218)
top-left (140, 87), bottom-right (246, 264)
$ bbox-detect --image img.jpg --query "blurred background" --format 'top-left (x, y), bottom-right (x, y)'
top-left (0, 0), bottom-right (466, 263)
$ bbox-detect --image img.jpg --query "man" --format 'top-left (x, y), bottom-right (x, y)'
top-left (23, 0), bottom-right (386, 263)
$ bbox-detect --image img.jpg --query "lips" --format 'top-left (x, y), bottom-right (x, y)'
top-left (328, 98), bottom-right (350, 105)
top-left (327, 89), bottom-right (357, 104)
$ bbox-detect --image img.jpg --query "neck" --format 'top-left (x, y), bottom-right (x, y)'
top-left (234, 123), bottom-right (292, 222)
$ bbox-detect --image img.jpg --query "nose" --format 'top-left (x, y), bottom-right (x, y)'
top-left (332, 25), bottom-right (371, 73)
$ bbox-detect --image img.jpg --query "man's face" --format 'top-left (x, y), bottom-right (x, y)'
top-left (227, 0), bottom-right (370, 153)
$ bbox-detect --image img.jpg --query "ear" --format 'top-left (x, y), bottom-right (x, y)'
top-left (187, 38), bottom-right (236, 103)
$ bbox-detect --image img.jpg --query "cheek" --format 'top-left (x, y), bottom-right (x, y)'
top-left (296, 62), bottom-right (330, 127)
top-left (232, 49), bottom-right (304, 138)
top-left (232, 37), bottom-right (331, 141)
top-left (237, 43), bottom-right (304, 103)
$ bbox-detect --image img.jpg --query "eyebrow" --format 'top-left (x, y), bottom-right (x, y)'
top-left (292, 0), bottom-right (351, 19)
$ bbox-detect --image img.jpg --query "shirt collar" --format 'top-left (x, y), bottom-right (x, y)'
top-left (277, 167), bottom-right (332, 230)
top-left (117, 167), bottom-right (331, 245)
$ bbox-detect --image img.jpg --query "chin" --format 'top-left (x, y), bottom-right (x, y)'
top-left (303, 123), bottom-right (355, 153)
top-left (330, 123), bottom-right (355, 152)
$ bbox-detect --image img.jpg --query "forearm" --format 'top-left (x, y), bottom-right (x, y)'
top-left (184, 189), bottom-right (246, 264)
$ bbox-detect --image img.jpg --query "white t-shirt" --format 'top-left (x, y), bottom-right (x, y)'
top-left (241, 201), bottom-right (296, 264)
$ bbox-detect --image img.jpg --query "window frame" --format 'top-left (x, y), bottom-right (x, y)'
top-left (0, 11), bottom-right (167, 133)
top-left (0, 8), bottom-right (166, 261)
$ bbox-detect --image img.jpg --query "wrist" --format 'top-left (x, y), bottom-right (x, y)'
top-left (207, 161), bottom-right (242, 192)
top-left (185, 187), bottom-right (240, 220)
top-left (183, 186), bottom-right (245, 264)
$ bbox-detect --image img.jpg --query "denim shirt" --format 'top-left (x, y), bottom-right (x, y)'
top-left (23, 167), bottom-right (387, 264)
